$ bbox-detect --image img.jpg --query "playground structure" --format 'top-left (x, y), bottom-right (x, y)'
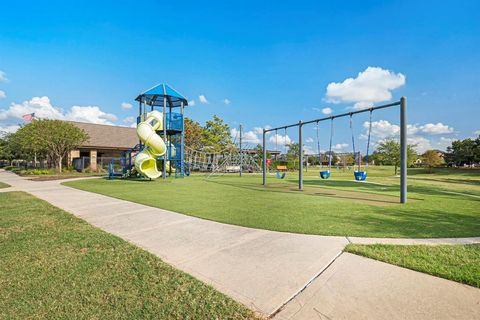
top-left (262, 97), bottom-right (408, 203)
top-left (108, 84), bottom-right (188, 179)
top-left (185, 124), bottom-right (262, 176)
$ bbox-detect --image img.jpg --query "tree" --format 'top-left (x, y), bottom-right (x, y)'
top-left (184, 117), bottom-right (204, 149)
top-left (286, 142), bottom-right (300, 159)
top-left (0, 133), bottom-right (14, 161)
top-left (201, 115), bottom-right (233, 152)
top-left (286, 142), bottom-right (300, 169)
top-left (446, 136), bottom-right (480, 166)
top-left (12, 120), bottom-right (88, 173)
top-left (374, 139), bottom-right (417, 175)
top-left (422, 150), bottom-right (444, 172)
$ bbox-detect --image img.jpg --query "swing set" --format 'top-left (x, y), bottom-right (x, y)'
top-left (262, 97), bottom-right (408, 204)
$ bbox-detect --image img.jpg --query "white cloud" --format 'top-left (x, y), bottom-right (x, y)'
top-left (199, 95), bottom-right (208, 104)
top-left (362, 120), bottom-right (399, 139)
top-left (312, 107), bottom-right (333, 114)
top-left (306, 137), bottom-right (314, 143)
top-left (407, 136), bottom-right (432, 153)
top-left (321, 107), bottom-right (332, 115)
top-left (253, 127), bottom-right (264, 135)
top-left (0, 90), bottom-right (5, 99)
top-left (253, 126), bottom-right (272, 135)
top-left (362, 119), bottom-right (455, 153)
top-left (269, 133), bottom-right (291, 147)
top-left (0, 96), bottom-right (64, 120)
top-left (326, 67), bottom-right (406, 109)
top-left (303, 145), bottom-right (315, 155)
top-left (433, 137), bottom-right (454, 151)
top-left (353, 101), bottom-right (373, 111)
top-left (231, 128), bottom-right (261, 144)
top-left (475, 130), bottom-right (480, 136)
top-left (0, 96), bottom-right (118, 125)
top-left (223, 98), bottom-right (231, 105)
top-left (0, 124), bottom-right (20, 134)
top-left (242, 131), bottom-right (260, 144)
top-left (65, 106), bottom-right (118, 124)
top-left (332, 143), bottom-right (349, 151)
top-left (0, 70), bottom-right (8, 82)
top-left (123, 116), bottom-right (134, 124)
top-left (362, 120), bottom-right (454, 140)
top-left (420, 123), bottom-right (453, 135)
top-left (188, 100), bottom-right (195, 106)
top-left (231, 128), bottom-right (240, 139)
top-left (121, 102), bottom-right (132, 110)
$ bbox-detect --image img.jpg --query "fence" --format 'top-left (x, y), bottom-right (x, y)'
top-left (72, 157), bottom-right (117, 172)
top-left (1, 157), bottom-right (118, 172)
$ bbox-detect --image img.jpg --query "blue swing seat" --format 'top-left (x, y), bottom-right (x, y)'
top-left (276, 171), bottom-right (286, 179)
top-left (354, 171), bottom-right (367, 181)
top-left (319, 170), bottom-right (331, 179)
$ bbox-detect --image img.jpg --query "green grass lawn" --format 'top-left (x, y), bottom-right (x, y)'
top-left (64, 166), bottom-right (480, 238)
top-left (0, 191), bottom-right (255, 319)
top-left (345, 244), bottom-right (480, 288)
top-left (0, 181), bottom-right (9, 188)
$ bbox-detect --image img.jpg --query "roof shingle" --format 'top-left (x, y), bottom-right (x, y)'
top-left (68, 121), bottom-right (138, 149)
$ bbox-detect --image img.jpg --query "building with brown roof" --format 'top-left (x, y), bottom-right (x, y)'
top-left (67, 121), bottom-right (138, 171)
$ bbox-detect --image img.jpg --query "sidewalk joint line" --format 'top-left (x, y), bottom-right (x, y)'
top-left (269, 251), bottom-right (344, 318)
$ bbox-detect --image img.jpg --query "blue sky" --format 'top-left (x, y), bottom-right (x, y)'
top-left (0, 0), bottom-right (479, 153)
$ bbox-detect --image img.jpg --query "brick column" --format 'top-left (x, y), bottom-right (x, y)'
top-left (90, 149), bottom-right (97, 172)
top-left (68, 150), bottom-right (80, 166)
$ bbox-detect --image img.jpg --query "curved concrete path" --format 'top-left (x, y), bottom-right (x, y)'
top-left (1, 170), bottom-right (479, 319)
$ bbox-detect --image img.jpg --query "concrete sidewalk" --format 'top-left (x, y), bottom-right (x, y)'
top-left (0, 171), bottom-right (348, 316)
top-left (1, 170), bottom-right (479, 319)
top-left (275, 253), bottom-right (480, 320)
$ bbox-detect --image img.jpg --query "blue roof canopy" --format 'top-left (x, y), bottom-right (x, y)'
top-left (135, 84), bottom-right (188, 108)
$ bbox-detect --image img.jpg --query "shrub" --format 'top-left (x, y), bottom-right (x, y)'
top-left (16, 168), bottom-right (55, 175)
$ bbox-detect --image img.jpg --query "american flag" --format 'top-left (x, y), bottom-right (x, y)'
top-left (22, 113), bottom-right (35, 121)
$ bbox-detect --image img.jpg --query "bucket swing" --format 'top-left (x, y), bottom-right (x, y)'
top-left (276, 171), bottom-right (286, 179)
top-left (350, 111), bottom-right (372, 181)
top-left (318, 119), bottom-right (334, 179)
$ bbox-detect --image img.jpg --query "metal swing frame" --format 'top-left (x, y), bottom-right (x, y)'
top-left (262, 97), bottom-right (408, 204)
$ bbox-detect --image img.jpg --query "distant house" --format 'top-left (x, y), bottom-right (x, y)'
top-left (242, 148), bottom-right (280, 157)
top-left (432, 149), bottom-right (446, 158)
top-left (416, 149), bottom-right (446, 165)
top-left (68, 121), bottom-right (138, 171)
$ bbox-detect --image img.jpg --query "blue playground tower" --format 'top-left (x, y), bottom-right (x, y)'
top-left (108, 84), bottom-right (189, 179)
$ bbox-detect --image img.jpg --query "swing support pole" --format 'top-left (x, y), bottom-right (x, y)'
top-left (298, 121), bottom-right (303, 190)
top-left (262, 129), bottom-right (267, 186)
top-left (400, 97), bottom-right (407, 203)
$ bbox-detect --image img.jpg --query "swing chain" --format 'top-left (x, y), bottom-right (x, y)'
top-left (316, 121), bottom-right (321, 167)
top-left (349, 114), bottom-right (359, 171)
top-left (365, 110), bottom-right (373, 169)
top-left (275, 129), bottom-right (278, 160)
top-left (328, 118), bottom-right (334, 170)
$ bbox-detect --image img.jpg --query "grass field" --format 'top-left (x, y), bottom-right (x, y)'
top-left (0, 181), bottom-right (9, 188)
top-left (0, 191), bottom-right (255, 319)
top-left (64, 166), bottom-right (480, 238)
top-left (345, 244), bottom-right (480, 288)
